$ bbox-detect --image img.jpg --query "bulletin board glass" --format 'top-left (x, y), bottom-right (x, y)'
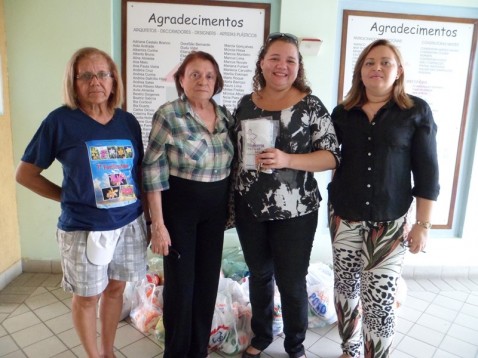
top-left (122, 0), bottom-right (270, 146)
top-left (338, 10), bottom-right (478, 229)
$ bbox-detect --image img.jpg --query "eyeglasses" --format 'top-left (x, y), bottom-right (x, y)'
top-left (266, 32), bottom-right (299, 45)
top-left (76, 71), bottom-right (113, 81)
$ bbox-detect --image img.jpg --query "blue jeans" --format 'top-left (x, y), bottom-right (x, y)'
top-left (235, 193), bottom-right (317, 357)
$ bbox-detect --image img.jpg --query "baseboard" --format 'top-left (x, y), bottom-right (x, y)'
top-left (21, 258), bottom-right (63, 274)
top-left (0, 261), bottom-right (23, 291)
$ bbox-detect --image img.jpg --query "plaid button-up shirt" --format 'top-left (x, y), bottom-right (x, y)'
top-left (143, 97), bottom-right (234, 192)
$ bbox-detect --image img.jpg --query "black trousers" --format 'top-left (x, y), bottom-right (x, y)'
top-left (235, 192), bottom-right (318, 357)
top-left (162, 175), bottom-right (228, 358)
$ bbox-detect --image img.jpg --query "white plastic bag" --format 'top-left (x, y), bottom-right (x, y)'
top-left (306, 262), bottom-right (337, 325)
top-left (120, 281), bottom-right (136, 321)
top-left (209, 291), bottom-right (235, 351)
top-left (129, 279), bottom-right (163, 333)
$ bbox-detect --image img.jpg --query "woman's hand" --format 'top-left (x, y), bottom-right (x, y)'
top-left (256, 148), bottom-right (290, 170)
top-left (256, 147), bottom-right (337, 172)
top-left (149, 222), bottom-right (172, 256)
top-left (406, 224), bottom-right (428, 254)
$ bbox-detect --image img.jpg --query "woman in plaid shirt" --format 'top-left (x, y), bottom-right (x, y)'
top-left (142, 51), bottom-right (234, 358)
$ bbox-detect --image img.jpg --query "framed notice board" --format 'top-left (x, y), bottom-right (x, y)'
top-left (339, 10), bottom-right (478, 229)
top-left (122, 0), bottom-right (270, 146)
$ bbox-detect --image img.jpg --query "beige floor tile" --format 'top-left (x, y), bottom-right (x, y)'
top-left (42, 274), bottom-right (62, 288)
top-left (407, 324), bottom-right (445, 347)
top-left (44, 312), bottom-right (75, 335)
top-left (57, 327), bottom-right (83, 349)
top-left (307, 336), bottom-right (343, 357)
top-left (438, 335), bottom-right (478, 357)
top-left (113, 324), bottom-right (147, 349)
top-left (0, 294), bottom-right (29, 304)
top-left (416, 313), bottom-right (452, 334)
top-left (62, 297), bottom-right (72, 310)
top-left (50, 287), bottom-right (72, 301)
top-left (22, 336), bottom-right (68, 358)
top-left (2, 311), bottom-right (41, 334)
top-left (1, 350), bottom-right (28, 357)
top-left (424, 302), bottom-right (459, 321)
top-left (0, 303), bottom-right (19, 314)
top-left (30, 287), bottom-right (49, 297)
top-left (8, 274), bottom-right (36, 287)
top-left (70, 345), bottom-right (86, 357)
top-left (454, 311), bottom-right (478, 330)
top-left (24, 291), bottom-right (59, 310)
top-left (0, 286), bottom-right (37, 296)
top-left (119, 336), bottom-right (163, 357)
top-left (34, 301), bottom-right (70, 321)
top-left (0, 335), bottom-right (20, 356)
top-left (396, 336), bottom-right (436, 358)
top-left (16, 274), bottom-right (50, 288)
top-left (8, 304), bottom-right (31, 318)
top-left (2, 273), bottom-right (478, 358)
top-left (447, 323), bottom-right (478, 346)
top-left (51, 350), bottom-right (77, 358)
top-left (466, 294), bottom-right (478, 306)
top-left (0, 323), bottom-right (7, 337)
top-left (11, 322), bottom-right (53, 348)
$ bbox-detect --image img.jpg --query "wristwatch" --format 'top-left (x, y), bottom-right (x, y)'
top-left (416, 220), bottom-right (432, 229)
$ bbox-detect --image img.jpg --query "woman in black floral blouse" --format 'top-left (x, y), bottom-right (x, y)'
top-left (232, 33), bottom-right (340, 358)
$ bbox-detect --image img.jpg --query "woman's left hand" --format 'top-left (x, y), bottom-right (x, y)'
top-left (256, 148), bottom-right (290, 170)
top-left (406, 225), bottom-right (428, 254)
top-left (149, 222), bottom-right (172, 256)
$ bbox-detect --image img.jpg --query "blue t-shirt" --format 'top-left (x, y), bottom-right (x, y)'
top-left (22, 106), bottom-right (144, 231)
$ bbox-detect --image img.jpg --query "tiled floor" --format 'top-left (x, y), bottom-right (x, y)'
top-left (1, 273), bottom-right (478, 358)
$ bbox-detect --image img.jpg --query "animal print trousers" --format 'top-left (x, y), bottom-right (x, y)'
top-left (329, 209), bottom-right (408, 358)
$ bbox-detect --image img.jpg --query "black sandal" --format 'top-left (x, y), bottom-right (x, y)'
top-left (242, 347), bottom-right (262, 358)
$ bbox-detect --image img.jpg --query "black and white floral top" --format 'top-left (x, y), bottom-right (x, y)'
top-left (233, 93), bottom-right (340, 221)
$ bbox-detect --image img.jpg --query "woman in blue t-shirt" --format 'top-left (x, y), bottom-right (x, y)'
top-left (16, 47), bottom-right (149, 358)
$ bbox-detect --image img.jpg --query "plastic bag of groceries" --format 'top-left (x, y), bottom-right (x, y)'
top-left (222, 247), bottom-right (250, 282)
top-left (208, 277), bottom-right (253, 354)
top-left (306, 262), bottom-right (337, 326)
top-left (209, 291), bottom-right (235, 351)
top-left (97, 281), bottom-right (136, 321)
top-left (239, 276), bottom-right (283, 336)
top-left (221, 303), bottom-right (252, 355)
top-left (129, 279), bottom-right (163, 333)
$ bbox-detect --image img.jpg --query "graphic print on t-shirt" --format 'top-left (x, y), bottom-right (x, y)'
top-left (86, 139), bottom-right (138, 209)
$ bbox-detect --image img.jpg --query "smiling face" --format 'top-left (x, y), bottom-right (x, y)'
top-left (260, 40), bottom-right (299, 91)
top-left (360, 45), bottom-right (403, 97)
top-left (179, 58), bottom-right (217, 104)
top-left (75, 54), bottom-right (113, 109)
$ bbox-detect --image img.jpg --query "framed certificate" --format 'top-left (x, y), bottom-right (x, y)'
top-left (122, 0), bottom-right (270, 146)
